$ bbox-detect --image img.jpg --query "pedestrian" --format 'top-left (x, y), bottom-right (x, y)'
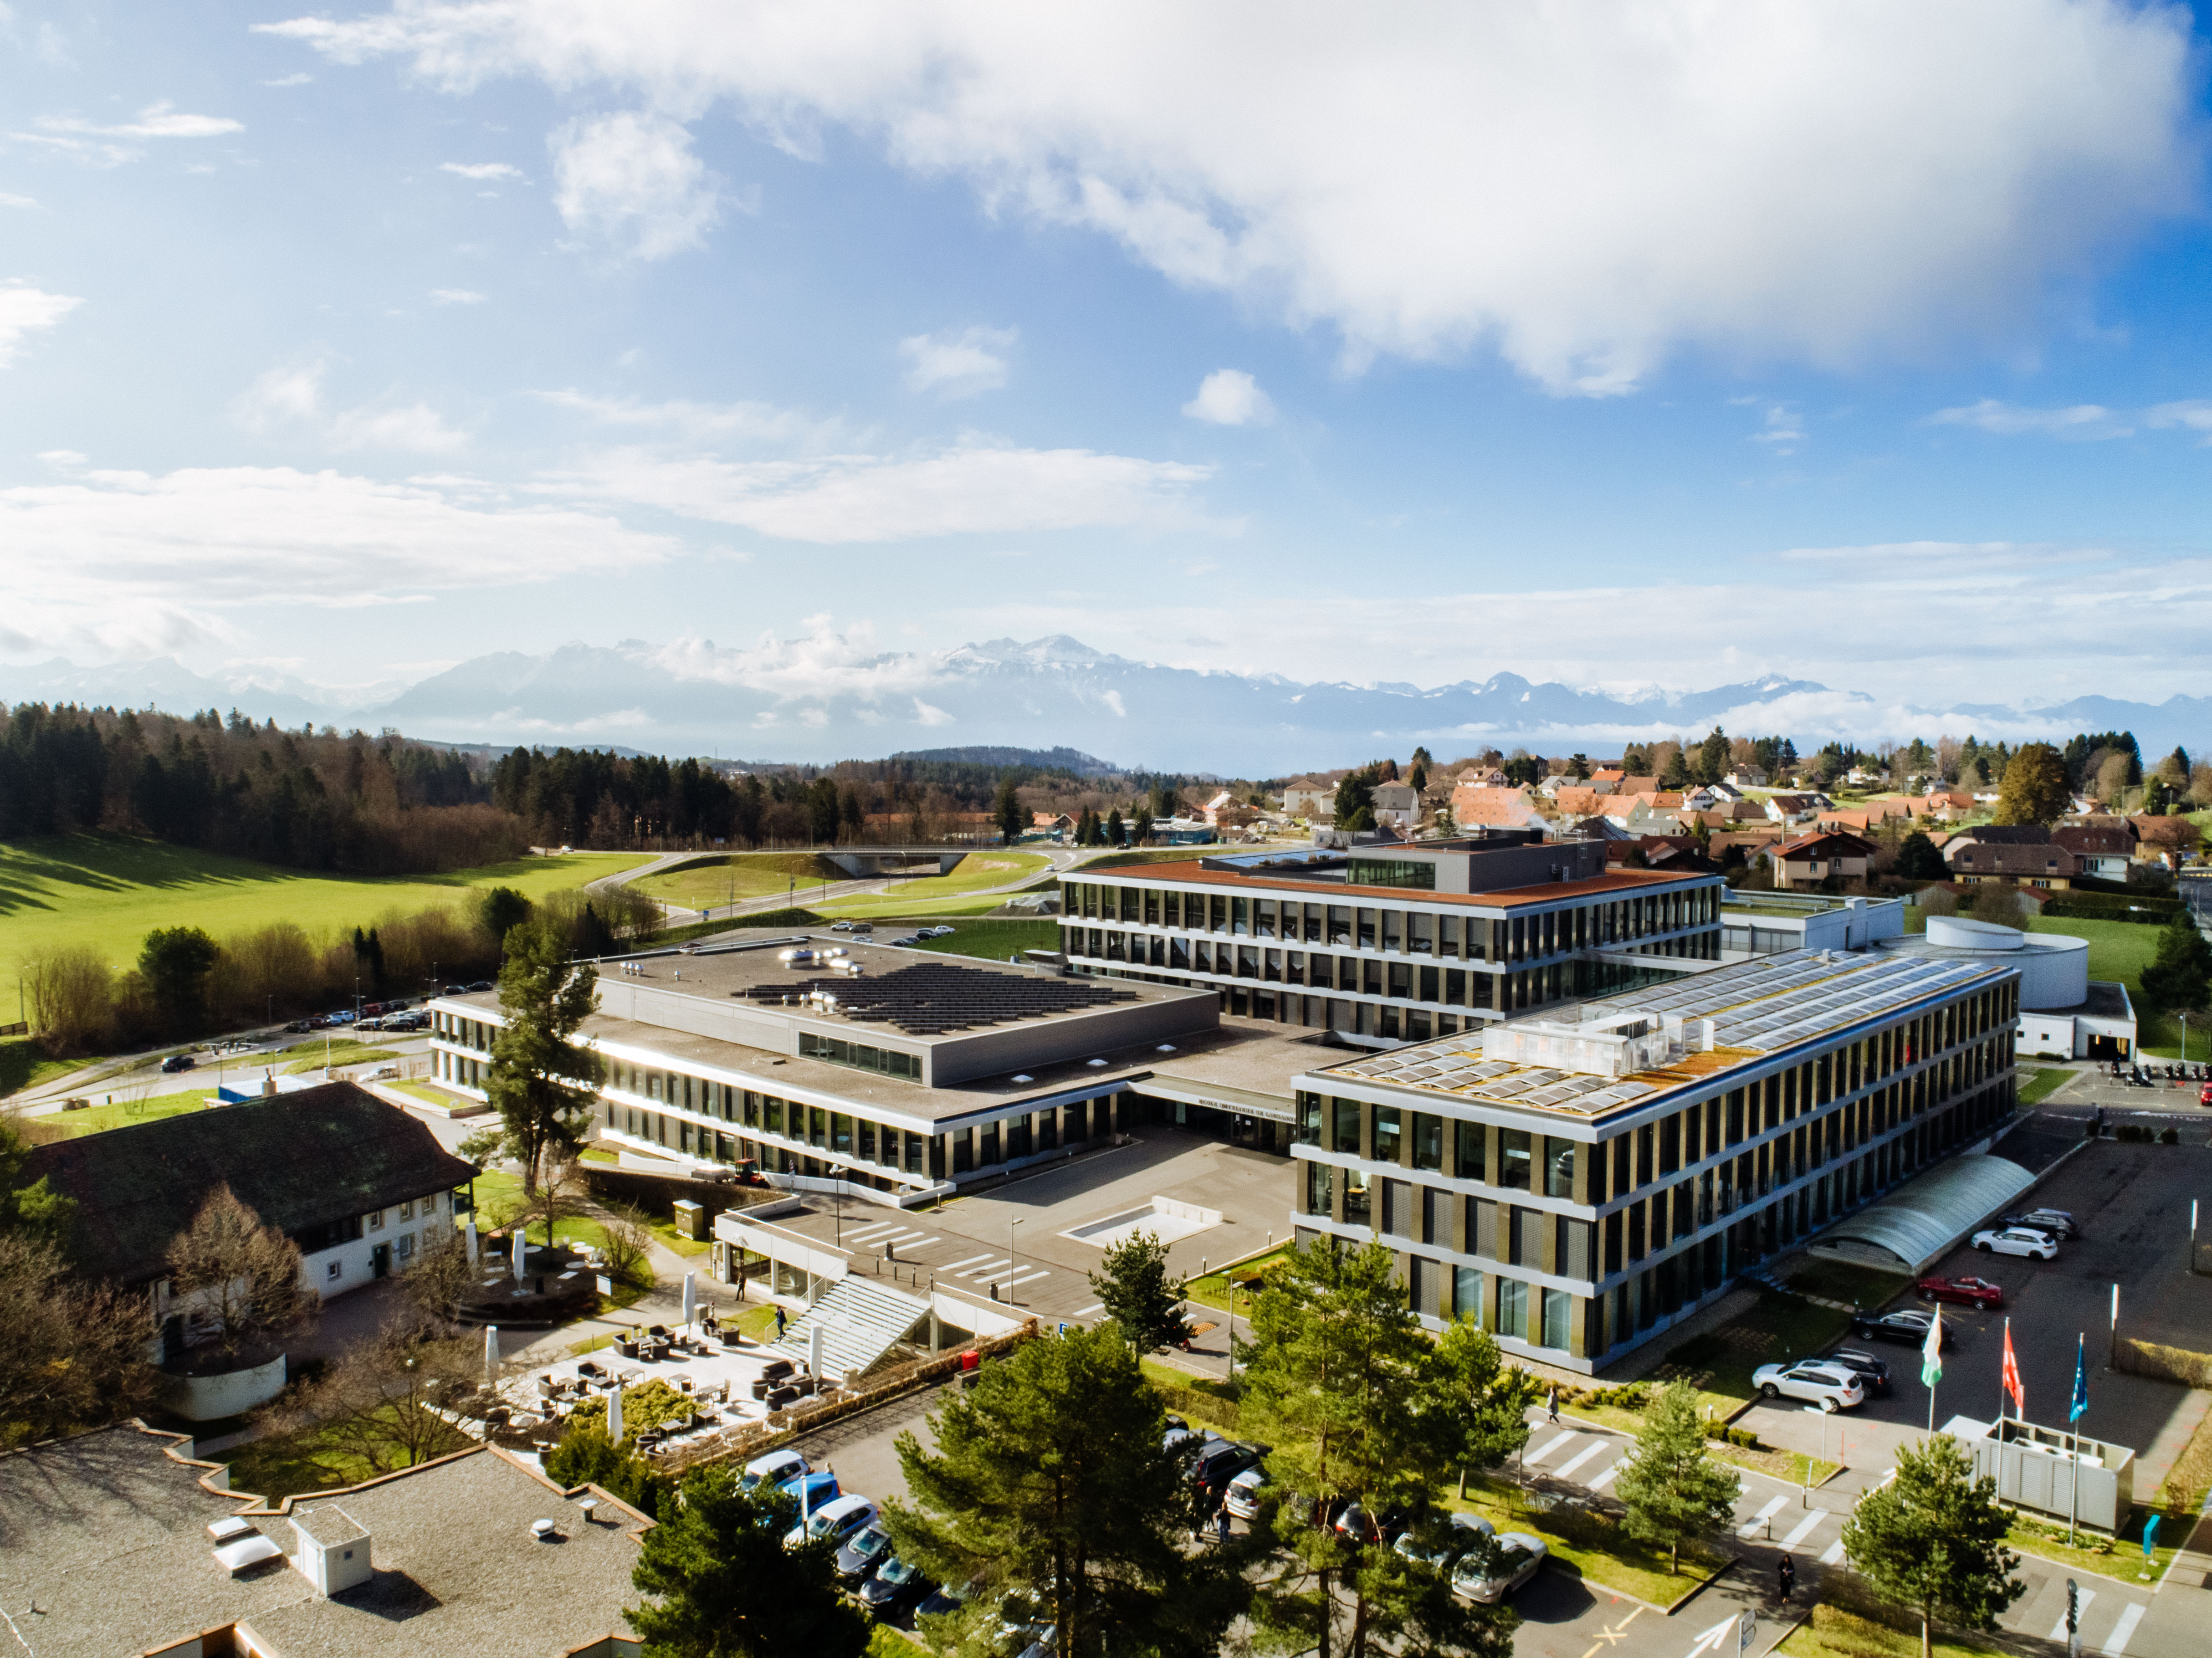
top-left (773, 1306), bottom-right (787, 1338)
top-left (1217, 1507), bottom-right (1231, 1546)
top-left (1777, 1556), bottom-right (1795, 1602)
top-left (1546, 1384), bottom-right (1560, 1425)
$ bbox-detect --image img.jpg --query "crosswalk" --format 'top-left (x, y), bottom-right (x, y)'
top-left (841, 1221), bottom-right (941, 1252)
top-left (1516, 1410), bottom-right (2154, 1658)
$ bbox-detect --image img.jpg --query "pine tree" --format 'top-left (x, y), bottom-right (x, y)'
top-left (1993, 742), bottom-right (2069, 825)
top-left (1612, 1382), bottom-right (1740, 1573)
top-left (625, 1463), bottom-right (868, 1658)
top-left (1422, 1319), bottom-right (1536, 1495)
top-left (886, 1324), bottom-right (1237, 1658)
top-left (994, 779), bottom-right (1025, 845)
top-left (1086, 1231), bottom-right (1190, 1352)
top-left (1897, 831), bottom-right (1946, 881)
top-left (1104, 807), bottom-right (1125, 846)
top-left (1842, 1434), bottom-right (2023, 1658)
top-left (2141, 907), bottom-right (2212, 1015)
top-left (487, 919), bottom-right (604, 1195)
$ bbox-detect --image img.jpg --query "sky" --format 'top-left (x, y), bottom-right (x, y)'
top-left (5, 0), bottom-right (2212, 723)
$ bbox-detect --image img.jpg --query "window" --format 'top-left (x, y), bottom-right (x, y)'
top-left (1408, 1255), bottom-right (1438, 1315)
top-left (1382, 1177), bottom-right (1413, 1237)
top-left (327, 1260), bottom-right (342, 1282)
top-left (1500, 1129), bottom-right (1532, 1191)
top-left (397, 1233), bottom-right (415, 1259)
top-left (1306, 1161), bottom-right (1335, 1216)
top-left (1333, 1098), bottom-right (1362, 1156)
top-left (1343, 1170), bottom-right (1371, 1227)
top-left (1374, 1106), bottom-right (1402, 1165)
top-left (1495, 1277), bottom-right (1528, 1339)
top-left (399, 1199), bottom-right (414, 1220)
top-left (1347, 857), bottom-right (1437, 890)
top-left (1297, 1092), bottom-right (1323, 1146)
top-left (1541, 1287), bottom-right (1572, 1350)
top-left (1453, 1265), bottom-right (1484, 1325)
top-left (1413, 1113), bottom-right (1444, 1172)
top-left (1545, 1139), bottom-right (1576, 1198)
top-left (368, 1209), bottom-right (384, 1231)
top-left (1456, 1119), bottom-right (1485, 1182)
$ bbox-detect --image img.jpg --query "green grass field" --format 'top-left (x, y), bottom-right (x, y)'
top-left (0, 834), bottom-right (654, 1004)
top-left (9, 1086), bottom-right (216, 1138)
top-left (2025, 915), bottom-right (2196, 1055)
top-left (897, 920), bottom-right (1063, 962)
top-left (628, 852), bottom-right (842, 910)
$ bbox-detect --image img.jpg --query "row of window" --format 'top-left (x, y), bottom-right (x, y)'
top-left (1064, 882), bottom-right (1717, 960)
top-left (606, 1094), bottom-right (1119, 1182)
top-left (798, 1032), bottom-right (922, 1080)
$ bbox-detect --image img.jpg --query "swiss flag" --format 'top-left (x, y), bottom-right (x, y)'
top-left (2001, 1318), bottom-right (2025, 1417)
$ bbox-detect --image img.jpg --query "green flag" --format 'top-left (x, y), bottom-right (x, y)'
top-left (1921, 1308), bottom-right (1944, 1388)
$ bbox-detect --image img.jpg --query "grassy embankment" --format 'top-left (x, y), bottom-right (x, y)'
top-left (0, 835), bottom-right (653, 1094)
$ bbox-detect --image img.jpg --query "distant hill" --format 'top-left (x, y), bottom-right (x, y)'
top-left (889, 746), bottom-right (1122, 776)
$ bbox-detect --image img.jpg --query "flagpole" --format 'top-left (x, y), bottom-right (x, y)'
top-left (2069, 1332), bottom-right (2085, 1548)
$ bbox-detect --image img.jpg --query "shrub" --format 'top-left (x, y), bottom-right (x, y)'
top-left (2161, 1126), bottom-right (2181, 1145)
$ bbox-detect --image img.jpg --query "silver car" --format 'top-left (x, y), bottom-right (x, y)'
top-left (1452, 1531), bottom-right (1547, 1603)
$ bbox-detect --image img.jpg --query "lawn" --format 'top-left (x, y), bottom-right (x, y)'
top-left (10, 1086), bottom-right (215, 1138)
top-left (1444, 1472), bottom-right (1730, 1607)
top-left (629, 852), bottom-right (842, 911)
top-left (812, 852), bottom-right (1052, 916)
top-left (0, 1038), bottom-right (96, 1099)
top-left (1785, 1259), bottom-right (1913, 1311)
top-left (282, 1040), bottom-right (399, 1075)
top-left (1649, 1291), bottom-right (1855, 1412)
top-left (2025, 915), bottom-right (2192, 1055)
top-left (896, 920), bottom-right (1063, 962)
top-left (2017, 1067), bottom-right (2074, 1106)
top-left (1778, 1604), bottom-right (2004, 1658)
top-left (0, 833), bottom-right (652, 1010)
top-left (2003, 1506), bottom-right (2184, 1581)
top-left (1185, 1245), bottom-right (1290, 1315)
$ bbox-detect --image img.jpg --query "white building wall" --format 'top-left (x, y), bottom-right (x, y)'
top-left (301, 1189), bottom-right (460, 1298)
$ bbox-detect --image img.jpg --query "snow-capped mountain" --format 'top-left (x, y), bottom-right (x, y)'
top-left (5, 639), bottom-right (2206, 773)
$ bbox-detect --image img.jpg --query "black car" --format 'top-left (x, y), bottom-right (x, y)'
top-left (465, 979), bottom-right (493, 993)
top-left (160, 1053), bottom-right (196, 1073)
top-left (835, 1521), bottom-right (896, 1584)
top-left (1849, 1307), bottom-right (1951, 1348)
top-left (1821, 1347), bottom-right (1892, 1394)
top-left (2001, 1209), bottom-right (2082, 1241)
top-left (860, 1556), bottom-right (935, 1619)
top-left (1192, 1439), bottom-right (1270, 1502)
top-left (1331, 1498), bottom-right (1418, 1547)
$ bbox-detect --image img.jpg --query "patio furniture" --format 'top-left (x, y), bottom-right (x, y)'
top-left (615, 1337), bottom-right (638, 1358)
top-left (616, 1368), bottom-right (642, 1387)
top-left (647, 1324), bottom-right (671, 1341)
top-left (577, 1360), bottom-right (606, 1380)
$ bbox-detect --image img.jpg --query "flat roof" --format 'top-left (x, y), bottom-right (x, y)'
top-left (576, 1007), bottom-right (1325, 1128)
top-left (1301, 947), bottom-right (2014, 1125)
top-left (437, 929), bottom-right (1203, 1047)
top-left (0, 1428), bottom-right (643, 1658)
top-left (1067, 858), bottom-right (1713, 910)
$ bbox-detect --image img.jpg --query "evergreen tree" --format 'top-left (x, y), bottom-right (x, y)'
top-left (2141, 907), bottom-right (2212, 1015)
top-left (1240, 1238), bottom-right (1517, 1658)
top-left (487, 919), bottom-right (604, 1196)
top-left (1567, 753), bottom-right (1591, 780)
top-left (1422, 1319), bottom-right (1536, 1495)
top-left (1660, 747), bottom-right (1690, 789)
top-left (994, 779), bottom-right (1025, 845)
top-left (545, 1416), bottom-right (673, 1519)
top-left (1086, 1231), bottom-right (1191, 1352)
top-left (1696, 727), bottom-right (1731, 785)
top-left (1841, 1433), bottom-right (2024, 1658)
top-left (1896, 831), bottom-right (1946, 881)
top-left (1993, 742), bottom-right (2069, 825)
top-left (886, 1324), bottom-right (1237, 1658)
top-left (139, 926), bottom-right (220, 1038)
top-left (1104, 807), bottom-right (1125, 846)
top-left (1131, 804), bottom-right (1155, 844)
top-left (1612, 1382), bottom-right (1741, 1573)
top-left (1334, 769), bottom-right (1377, 828)
top-left (625, 1462), bottom-right (868, 1658)
top-left (477, 885), bottom-right (533, 942)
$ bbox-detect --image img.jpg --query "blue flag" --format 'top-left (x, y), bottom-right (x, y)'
top-left (2144, 1514), bottom-right (2160, 1558)
top-left (2070, 1334), bottom-right (2089, 1423)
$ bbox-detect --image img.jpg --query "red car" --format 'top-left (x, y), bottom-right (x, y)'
top-left (1916, 1275), bottom-right (2004, 1310)
top-left (2200, 1082), bottom-right (2212, 1107)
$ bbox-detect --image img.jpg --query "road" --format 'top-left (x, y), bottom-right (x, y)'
top-left (587, 844), bottom-right (1088, 928)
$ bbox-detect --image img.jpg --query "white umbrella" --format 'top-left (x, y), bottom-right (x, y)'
top-left (483, 1325), bottom-right (499, 1385)
top-left (607, 1380), bottom-right (625, 1442)
top-left (465, 1218), bottom-right (478, 1265)
top-left (512, 1229), bottom-right (528, 1284)
top-left (681, 1272), bottom-right (697, 1329)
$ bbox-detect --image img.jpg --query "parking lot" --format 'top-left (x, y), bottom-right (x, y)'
top-left (1750, 1136), bottom-right (2212, 1496)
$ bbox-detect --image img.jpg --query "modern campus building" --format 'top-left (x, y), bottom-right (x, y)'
top-left (428, 933), bottom-right (1324, 1201)
top-left (1057, 834), bottom-right (1726, 1039)
top-left (1288, 946), bottom-right (2022, 1373)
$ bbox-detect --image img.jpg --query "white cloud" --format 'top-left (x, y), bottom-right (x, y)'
top-left (1182, 368), bottom-right (1272, 426)
top-left (1928, 398), bottom-right (2131, 439)
top-left (2143, 401), bottom-right (2212, 444)
top-left (0, 192), bottom-right (39, 209)
top-left (262, 72), bottom-right (314, 87)
top-left (36, 449), bottom-right (87, 466)
top-left (549, 111), bottom-right (719, 260)
top-left (0, 465), bottom-right (670, 660)
top-left (430, 287), bottom-right (487, 305)
top-left (534, 387), bottom-right (845, 448)
top-left (0, 283), bottom-right (81, 365)
top-left (1746, 401), bottom-right (1804, 453)
top-left (233, 357), bottom-right (469, 453)
top-left (37, 101), bottom-right (242, 140)
top-left (898, 326), bottom-right (1015, 398)
top-left (533, 442), bottom-right (1220, 542)
top-left (440, 160), bottom-right (522, 181)
top-left (263, 0), bottom-right (2198, 394)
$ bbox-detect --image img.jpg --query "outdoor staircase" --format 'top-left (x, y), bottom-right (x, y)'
top-left (773, 1277), bottom-right (932, 1380)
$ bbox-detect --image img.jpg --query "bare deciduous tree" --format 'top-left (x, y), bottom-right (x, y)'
top-left (0, 1231), bottom-right (156, 1448)
top-left (164, 1185), bottom-right (319, 1361)
top-left (23, 945), bottom-right (116, 1056)
top-left (397, 1227), bottom-right (477, 1328)
top-left (599, 1205), bottom-right (655, 1289)
top-left (285, 1317), bottom-right (482, 1478)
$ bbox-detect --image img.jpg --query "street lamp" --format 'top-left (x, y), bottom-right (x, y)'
top-left (1009, 1217), bottom-right (1023, 1307)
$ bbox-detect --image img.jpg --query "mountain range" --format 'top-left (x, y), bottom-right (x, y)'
top-left (5, 636), bottom-right (2207, 774)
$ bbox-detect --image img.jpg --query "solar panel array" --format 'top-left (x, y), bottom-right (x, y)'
top-left (740, 962), bottom-right (1138, 1034)
top-left (1319, 947), bottom-right (2006, 1119)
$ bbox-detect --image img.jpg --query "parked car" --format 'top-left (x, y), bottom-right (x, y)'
top-left (1452, 1532), bottom-right (1548, 1603)
top-left (1223, 1465), bottom-right (1274, 1521)
top-left (2001, 1208), bottom-right (2081, 1241)
top-left (1972, 1227), bottom-right (2058, 1261)
top-left (464, 980), bottom-right (493, 993)
top-left (1821, 1348), bottom-right (1893, 1395)
top-left (362, 1001), bottom-right (386, 1017)
top-left (2201, 1081), bottom-right (2212, 1107)
top-left (925, 926), bottom-right (957, 938)
top-left (1192, 1439), bottom-right (1270, 1502)
top-left (740, 1448), bottom-right (807, 1491)
top-left (1850, 1307), bottom-right (1952, 1348)
top-left (831, 921), bottom-right (855, 932)
top-left (835, 1522), bottom-right (896, 1584)
top-left (283, 1019), bottom-right (313, 1033)
top-left (1332, 1499), bottom-right (1417, 1548)
top-left (1752, 1360), bottom-right (1864, 1413)
top-left (860, 1556), bottom-right (935, 1618)
top-left (1916, 1274), bottom-right (2005, 1310)
top-left (784, 1494), bottom-right (878, 1550)
top-left (1393, 1512), bottom-right (1494, 1573)
top-left (779, 1470), bottom-right (840, 1514)
top-left (914, 1580), bottom-right (972, 1621)
top-left (160, 1054), bottom-right (196, 1073)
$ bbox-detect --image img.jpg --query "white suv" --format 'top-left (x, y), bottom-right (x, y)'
top-left (1751, 1360), bottom-right (1864, 1413)
top-left (1972, 1226), bottom-right (2057, 1260)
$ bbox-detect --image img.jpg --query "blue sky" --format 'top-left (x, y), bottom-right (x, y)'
top-left (5, 0), bottom-right (2212, 728)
